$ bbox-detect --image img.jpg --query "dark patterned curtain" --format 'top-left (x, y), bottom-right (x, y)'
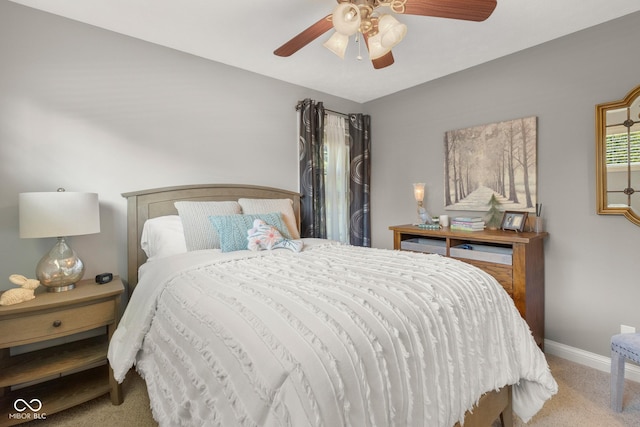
top-left (297, 99), bottom-right (326, 238)
top-left (297, 100), bottom-right (371, 246)
top-left (348, 113), bottom-right (371, 247)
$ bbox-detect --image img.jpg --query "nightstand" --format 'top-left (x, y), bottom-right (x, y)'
top-left (0, 276), bottom-right (124, 425)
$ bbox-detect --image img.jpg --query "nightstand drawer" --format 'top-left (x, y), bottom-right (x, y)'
top-left (0, 300), bottom-right (116, 348)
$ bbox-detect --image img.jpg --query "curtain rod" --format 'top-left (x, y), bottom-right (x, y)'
top-left (295, 100), bottom-right (349, 118)
top-left (324, 109), bottom-right (349, 118)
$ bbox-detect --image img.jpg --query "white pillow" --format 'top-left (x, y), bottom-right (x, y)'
top-left (140, 215), bottom-right (187, 260)
top-left (175, 201), bottom-right (242, 250)
top-left (238, 198), bottom-right (300, 239)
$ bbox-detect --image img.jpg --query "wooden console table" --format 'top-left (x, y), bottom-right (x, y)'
top-left (389, 224), bottom-right (548, 349)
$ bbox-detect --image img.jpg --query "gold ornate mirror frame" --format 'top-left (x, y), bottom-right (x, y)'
top-left (596, 84), bottom-right (640, 226)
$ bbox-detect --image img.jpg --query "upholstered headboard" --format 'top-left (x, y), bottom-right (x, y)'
top-left (122, 184), bottom-right (301, 293)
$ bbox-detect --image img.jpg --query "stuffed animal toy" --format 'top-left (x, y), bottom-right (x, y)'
top-left (0, 275), bottom-right (40, 306)
top-left (247, 219), bottom-right (303, 252)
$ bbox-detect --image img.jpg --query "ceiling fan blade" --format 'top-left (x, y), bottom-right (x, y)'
top-left (372, 52), bottom-right (395, 69)
top-left (402, 0), bottom-right (497, 22)
top-left (274, 15), bottom-right (333, 57)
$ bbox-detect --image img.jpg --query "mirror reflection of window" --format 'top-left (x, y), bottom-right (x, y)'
top-left (605, 108), bottom-right (639, 211)
top-left (596, 85), bottom-right (640, 226)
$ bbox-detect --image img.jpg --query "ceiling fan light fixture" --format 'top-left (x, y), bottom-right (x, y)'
top-left (378, 14), bottom-right (407, 49)
top-left (323, 31), bottom-right (349, 59)
top-left (274, 0), bottom-right (498, 68)
top-left (332, 3), bottom-right (361, 36)
top-left (367, 32), bottom-right (391, 60)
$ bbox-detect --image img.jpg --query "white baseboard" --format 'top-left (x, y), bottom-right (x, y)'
top-left (545, 339), bottom-right (640, 383)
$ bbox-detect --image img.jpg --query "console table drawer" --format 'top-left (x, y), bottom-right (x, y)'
top-left (457, 259), bottom-right (513, 294)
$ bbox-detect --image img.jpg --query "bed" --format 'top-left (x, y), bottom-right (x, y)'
top-left (108, 184), bottom-right (557, 427)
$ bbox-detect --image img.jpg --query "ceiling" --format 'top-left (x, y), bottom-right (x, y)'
top-left (9, 0), bottom-right (640, 103)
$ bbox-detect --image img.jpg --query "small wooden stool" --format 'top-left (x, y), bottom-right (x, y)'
top-left (611, 333), bottom-right (640, 412)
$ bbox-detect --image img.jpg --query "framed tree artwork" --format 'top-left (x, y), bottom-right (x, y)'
top-left (444, 116), bottom-right (537, 213)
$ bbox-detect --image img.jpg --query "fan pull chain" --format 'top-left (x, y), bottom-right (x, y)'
top-left (356, 33), bottom-right (363, 61)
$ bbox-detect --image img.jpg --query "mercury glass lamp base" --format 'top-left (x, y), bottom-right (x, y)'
top-left (46, 283), bottom-right (76, 293)
top-left (36, 237), bottom-right (85, 292)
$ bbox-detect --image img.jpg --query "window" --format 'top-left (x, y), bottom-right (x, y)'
top-left (323, 114), bottom-right (350, 243)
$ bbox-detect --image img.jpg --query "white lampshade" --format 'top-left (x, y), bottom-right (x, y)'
top-left (323, 31), bottom-right (349, 59)
top-left (19, 189), bottom-right (100, 292)
top-left (413, 183), bottom-right (425, 202)
top-left (378, 14), bottom-right (407, 49)
top-left (367, 31), bottom-right (391, 60)
top-left (19, 190), bottom-right (100, 238)
top-left (332, 3), bottom-right (361, 36)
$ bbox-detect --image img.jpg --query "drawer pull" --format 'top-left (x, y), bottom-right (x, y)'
top-left (52, 320), bottom-right (62, 327)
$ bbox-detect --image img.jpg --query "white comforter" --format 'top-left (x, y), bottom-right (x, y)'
top-left (109, 240), bottom-right (557, 427)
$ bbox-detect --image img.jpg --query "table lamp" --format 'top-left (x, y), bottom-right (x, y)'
top-left (413, 182), bottom-right (434, 225)
top-left (19, 189), bottom-right (100, 292)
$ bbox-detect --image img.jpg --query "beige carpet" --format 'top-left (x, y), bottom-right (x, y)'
top-left (30, 354), bottom-right (640, 426)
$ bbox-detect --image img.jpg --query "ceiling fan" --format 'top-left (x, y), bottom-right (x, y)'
top-left (274, 0), bottom-right (497, 69)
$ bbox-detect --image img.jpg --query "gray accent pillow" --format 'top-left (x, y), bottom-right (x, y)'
top-left (174, 201), bottom-right (242, 250)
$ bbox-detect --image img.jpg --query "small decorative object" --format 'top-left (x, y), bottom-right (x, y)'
top-left (416, 223), bottom-right (440, 230)
top-left (413, 183), bottom-right (434, 225)
top-left (500, 211), bottom-right (528, 232)
top-left (247, 219), bottom-right (303, 252)
top-left (533, 203), bottom-right (543, 233)
top-left (485, 194), bottom-right (503, 230)
top-left (0, 275), bottom-right (40, 306)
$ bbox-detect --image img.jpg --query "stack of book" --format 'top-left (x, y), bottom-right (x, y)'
top-left (451, 217), bottom-right (485, 231)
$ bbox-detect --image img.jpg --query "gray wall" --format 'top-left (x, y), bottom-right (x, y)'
top-left (366, 11), bottom-right (640, 357)
top-left (1, 0), bottom-right (639, 359)
top-left (0, 1), bottom-right (359, 292)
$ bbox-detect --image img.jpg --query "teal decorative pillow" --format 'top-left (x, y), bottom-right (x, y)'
top-left (209, 212), bottom-right (292, 253)
top-left (247, 219), bottom-right (303, 252)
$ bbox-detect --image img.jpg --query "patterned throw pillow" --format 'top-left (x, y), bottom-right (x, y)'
top-left (209, 212), bottom-right (292, 253)
top-left (247, 219), bottom-right (303, 252)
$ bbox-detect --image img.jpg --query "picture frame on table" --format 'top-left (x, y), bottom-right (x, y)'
top-left (500, 211), bottom-right (528, 232)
